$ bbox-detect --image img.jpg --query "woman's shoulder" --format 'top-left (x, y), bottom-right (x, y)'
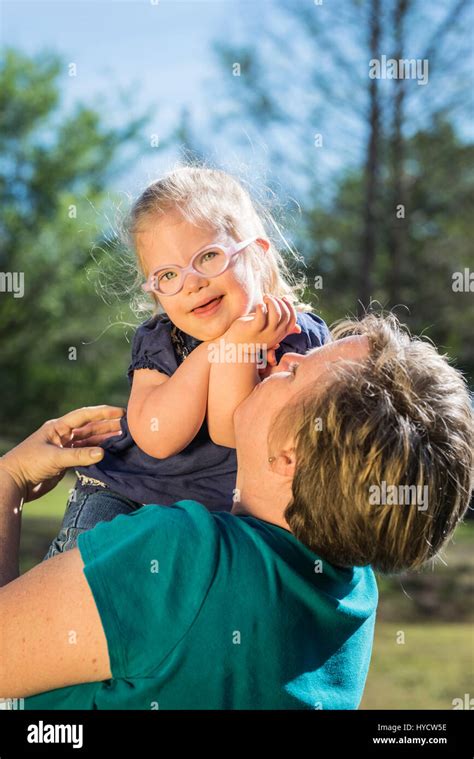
top-left (76, 501), bottom-right (221, 679)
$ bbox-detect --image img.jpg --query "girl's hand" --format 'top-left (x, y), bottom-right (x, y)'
top-left (224, 295), bottom-right (301, 355)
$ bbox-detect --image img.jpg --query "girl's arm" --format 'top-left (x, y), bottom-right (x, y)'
top-left (127, 340), bottom-right (213, 459)
top-left (207, 350), bottom-right (260, 448)
top-left (207, 295), bottom-right (301, 448)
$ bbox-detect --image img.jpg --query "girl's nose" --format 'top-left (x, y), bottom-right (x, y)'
top-left (184, 272), bottom-right (210, 293)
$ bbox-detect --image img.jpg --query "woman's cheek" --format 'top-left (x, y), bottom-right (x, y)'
top-left (258, 363), bottom-right (280, 380)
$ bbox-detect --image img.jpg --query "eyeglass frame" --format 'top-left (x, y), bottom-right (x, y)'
top-left (141, 236), bottom-right (267, 296)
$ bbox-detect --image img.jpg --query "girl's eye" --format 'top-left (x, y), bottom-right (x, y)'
top-left (201, 250), bottom-right (218, 262)
top-left (158, 270), bottom-right (178, 281)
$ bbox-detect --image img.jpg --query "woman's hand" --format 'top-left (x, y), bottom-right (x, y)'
top-left (224, 295), bottom-right (301, 356)
top-left (0, 405), bottom-right (125, 503)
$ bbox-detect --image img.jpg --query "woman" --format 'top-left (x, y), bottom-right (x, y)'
top-left (0, 315), bottom-right (471, 709)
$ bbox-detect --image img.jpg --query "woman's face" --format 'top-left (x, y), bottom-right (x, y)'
top-left (136, 211), bottom-right (265, 341)
top-left (234, 336), bottom-right (370, 458)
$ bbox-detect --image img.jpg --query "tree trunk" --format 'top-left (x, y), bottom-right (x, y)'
top-left (387, 0), bottom-right (409, 306)
top-left (359, 0), bottom-right (381, 314)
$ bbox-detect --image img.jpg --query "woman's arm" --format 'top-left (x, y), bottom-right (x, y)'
top-left (0, 469), bottom-right (22, 587)
top-left (0, 531), bottom-right (111, 698)
top-left (127, 339), bottom-right (215, 459)
top-left (0, 406), bottom-right (124, 697)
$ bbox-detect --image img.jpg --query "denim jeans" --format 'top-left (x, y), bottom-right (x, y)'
top-left (42, 475), bottom-right (142, 562)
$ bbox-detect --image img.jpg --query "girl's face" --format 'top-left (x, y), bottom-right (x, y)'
top-left (136, 212), bottom-right (265, 341)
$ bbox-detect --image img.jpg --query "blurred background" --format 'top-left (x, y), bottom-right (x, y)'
top-left (1, 0), bottom-right (473, 709)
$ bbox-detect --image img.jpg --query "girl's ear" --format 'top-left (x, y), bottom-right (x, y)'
top-left (256, 238), bottom-right (270, 253)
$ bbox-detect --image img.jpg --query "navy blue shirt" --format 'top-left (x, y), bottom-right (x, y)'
top-left (76, 310), bottom-right (330, 510)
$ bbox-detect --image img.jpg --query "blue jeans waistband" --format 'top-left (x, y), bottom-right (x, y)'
top-left (74, 470), bottom-right (110, 494)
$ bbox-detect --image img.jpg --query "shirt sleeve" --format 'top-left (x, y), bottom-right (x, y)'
top-left (276, 310), bottom-right (331, 360)
top-left (77, 501), bottom-right (219, 679)
top-left (127, 315), bottom-right (177, 380)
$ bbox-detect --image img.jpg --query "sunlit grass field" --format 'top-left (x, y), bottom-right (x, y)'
top-left (20, 476), bottom-right (474, 709)
top-left (360, 622), bottom-right (473, 709)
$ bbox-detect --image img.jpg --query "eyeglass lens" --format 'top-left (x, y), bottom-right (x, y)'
top-left (154, 246), bottom-right (228, 294)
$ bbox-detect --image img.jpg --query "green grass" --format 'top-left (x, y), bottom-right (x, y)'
top-left (22, 472), bottom-right (75, 520)
top-left (361, 622), bottom-right (474, 709)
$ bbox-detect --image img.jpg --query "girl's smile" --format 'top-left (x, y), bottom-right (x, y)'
top-left (190, 294), bottom-right (225, 317)
top-left (136, 212), bottom-right (264, 341)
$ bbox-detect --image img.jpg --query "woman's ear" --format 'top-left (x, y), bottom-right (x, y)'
top-left (256, 237), bottom-right (270, 253)
top-left (268, 447), bottom-right (296, 478)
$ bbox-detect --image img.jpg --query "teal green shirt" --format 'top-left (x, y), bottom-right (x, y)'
top-left (24, 501), bottom-right (378, 710)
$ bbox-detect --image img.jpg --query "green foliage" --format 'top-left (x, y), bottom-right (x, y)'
top-left (210, 0), bottom-right (473, 384)
top-left (0, 49), bottom-right (151, 439)
top-left (304, 118), bottom-right (474, 382)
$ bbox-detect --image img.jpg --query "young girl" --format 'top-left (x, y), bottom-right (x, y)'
top-left (43, 166), bottom-right (330, 560)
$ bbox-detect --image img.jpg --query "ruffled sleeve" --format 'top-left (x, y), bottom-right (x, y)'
top-left (127, 314), bottom-right (178, 382)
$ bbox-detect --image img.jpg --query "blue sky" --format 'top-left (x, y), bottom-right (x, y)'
top-left (2, 0), bottom-right (265, 197)
top-left (3, 0), bottom-right (472, 206)
top-left (2, 0), bottom-right (369, 205)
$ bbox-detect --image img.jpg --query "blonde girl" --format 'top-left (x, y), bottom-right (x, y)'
top-left (43, 166), bottom-right (330, 560)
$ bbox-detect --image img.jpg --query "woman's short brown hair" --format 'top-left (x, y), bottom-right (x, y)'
top-left (269, 313), bottom-right (473, 574)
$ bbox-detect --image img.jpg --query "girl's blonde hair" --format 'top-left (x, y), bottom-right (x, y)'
top-left (123, 162), bottom-right (314, 316)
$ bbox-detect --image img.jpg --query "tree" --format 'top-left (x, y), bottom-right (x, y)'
top-left (206, 0), bottom-right (472, 379)
top-left (209, 0), bottom-right (472, 309)
top-left (304, 118), bottom-right (474, 378)
top-left (0, 49), bottom-right (152, 440)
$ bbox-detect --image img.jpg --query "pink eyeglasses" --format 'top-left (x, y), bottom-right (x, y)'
top-left (142, 236), bottom-right (267, 296)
